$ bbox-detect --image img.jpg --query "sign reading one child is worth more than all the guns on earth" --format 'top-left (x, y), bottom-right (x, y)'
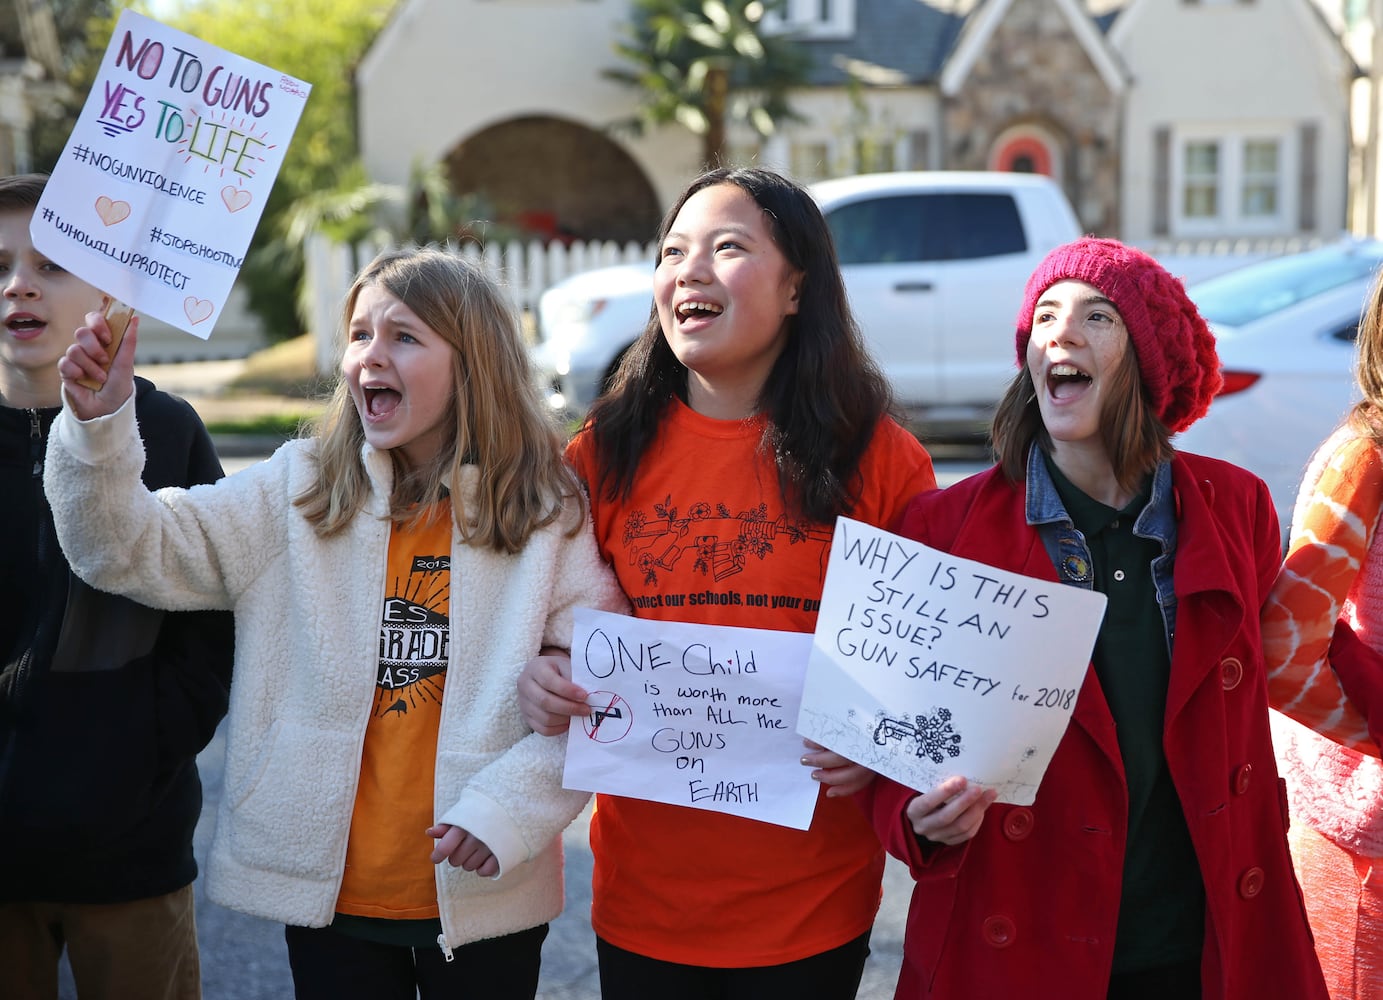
top-left (31, 9), bottom-right (310, 338)
top-left (797, 517), bottom-right (1108, 806)
top-left (563, 608), bottom-right (821, 830)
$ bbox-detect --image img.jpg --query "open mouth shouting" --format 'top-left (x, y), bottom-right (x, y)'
top-left (1046, 362), bottom-right (1093, 400)
top-left (674, 299), bottom-right (724, 325)
top-left (361, 382), bottom-right (402, 421)
top-left (4, 312), bottom-right (46, 341)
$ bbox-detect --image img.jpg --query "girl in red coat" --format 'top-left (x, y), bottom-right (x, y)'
top-left (861, 238), bottom-right (1328, 1000)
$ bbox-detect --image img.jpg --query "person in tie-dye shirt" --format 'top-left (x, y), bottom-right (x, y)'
top-left (1265, 264), bottom-right (1383, 1000)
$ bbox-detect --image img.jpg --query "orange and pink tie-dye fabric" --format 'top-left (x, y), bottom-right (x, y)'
top-left (1264, 430), bottom-right (1383, 756)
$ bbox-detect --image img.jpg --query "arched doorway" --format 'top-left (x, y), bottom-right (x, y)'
top-left (446, 116), bottom-right (661, 246)
top-left (988, 124), bottom-right (1062, 182)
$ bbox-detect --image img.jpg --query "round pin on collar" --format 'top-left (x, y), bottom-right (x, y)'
top-left (1062, 553), bottom-right (1091, 582)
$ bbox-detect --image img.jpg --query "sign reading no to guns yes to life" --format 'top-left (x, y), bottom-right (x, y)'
top-left (562, 608), bottom-right (820, 831)
top-left (797, 518), bottom-right (1108, 806)
top-left (31, 10), bottom-right (310, 338)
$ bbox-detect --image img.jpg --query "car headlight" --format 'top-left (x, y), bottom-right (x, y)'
top-left (539, 299), bottom-right (606, 354)
top-left (550, 298), bottom-right (608, 331)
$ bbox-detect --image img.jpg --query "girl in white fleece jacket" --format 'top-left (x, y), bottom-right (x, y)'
top-left (46, 246), bottom-right (628, 1000)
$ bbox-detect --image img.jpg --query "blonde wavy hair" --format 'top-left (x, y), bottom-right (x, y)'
top-left (293, 245), bottom-right (585, 552)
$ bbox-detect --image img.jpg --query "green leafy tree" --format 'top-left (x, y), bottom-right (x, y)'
top-left (606, 0), bottom-right (810, 169)
top-left (27, 0), bottom-right (123, 171)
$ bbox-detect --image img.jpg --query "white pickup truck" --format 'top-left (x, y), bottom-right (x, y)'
top-left (533, 171), bottom-right (1082, 435)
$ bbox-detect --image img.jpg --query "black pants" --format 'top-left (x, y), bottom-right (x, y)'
top-left (1107, 958), bottom-right (1201, 1000)
top-left (596, 930), bottom-right (872, 1000)
top-left (284, 922), bottom-right (548, 1000)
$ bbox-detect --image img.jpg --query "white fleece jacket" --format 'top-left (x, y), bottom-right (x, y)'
top-left (44, 397), bottom-right (629, 948)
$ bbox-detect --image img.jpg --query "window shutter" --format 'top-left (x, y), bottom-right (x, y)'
top-left (1299, 122), bottom-right (1318, 231)
top-left (1153, 127), bottom-right (1171, 236)
top-left (909, 130), bottom-right (931, 171)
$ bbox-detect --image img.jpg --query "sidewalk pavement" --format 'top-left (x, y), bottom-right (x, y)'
top-left (183, 725), bottom-right (910, 1000)
top-left (138, 358), bottom-right (322, 460)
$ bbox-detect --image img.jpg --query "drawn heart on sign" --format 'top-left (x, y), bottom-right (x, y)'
top-left (94, 196), bottom-right (131, 226)
top-left (184, 297), bottom-right (214, 325)
top-left (221, 187), bottom-right (253, 213)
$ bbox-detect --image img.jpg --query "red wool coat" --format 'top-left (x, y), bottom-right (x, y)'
top-left (860, 453), bottom-right (1327, 1000)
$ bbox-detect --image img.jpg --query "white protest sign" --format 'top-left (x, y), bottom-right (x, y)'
top-left (31, 9), bottom-right (310, 337)
top-left (562, 608), bottom-right (820, 830)
top-left (797, 517), bottom-right (1107, 806)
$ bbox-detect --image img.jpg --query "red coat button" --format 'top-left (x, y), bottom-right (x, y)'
top-left (1220, 657), bottom-right (1244, 690)
top-left (982, 915), bottom-right (1017, 948)
top-left (1002, 807), bottom-right (1034, 841)
top-left (1238, 867), bottom-right (1264, 898)
top-left (1233, 763), bottom-right (1252, 795)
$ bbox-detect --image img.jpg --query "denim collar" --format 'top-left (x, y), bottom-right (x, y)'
top-left (1022, 443), bottom-right (1179, 640)
top-left (1024, 443), bottom-right (1175, 553)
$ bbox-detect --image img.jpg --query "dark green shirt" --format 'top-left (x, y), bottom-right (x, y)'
top-left (1046, 456), bottom-right (1205, 974)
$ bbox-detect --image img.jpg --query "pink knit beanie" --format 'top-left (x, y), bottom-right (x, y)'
top-left (1015, 237), bottom-right (1222, 434)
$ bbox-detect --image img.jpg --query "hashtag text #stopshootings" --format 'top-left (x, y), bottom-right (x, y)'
top-left (147, 226), bottom-right (244, 269)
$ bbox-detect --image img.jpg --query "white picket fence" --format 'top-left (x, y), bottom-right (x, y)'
top-left (301, 230), bottom-right (1347, 374)
top-left (303, 233), bottom-right (657, 374)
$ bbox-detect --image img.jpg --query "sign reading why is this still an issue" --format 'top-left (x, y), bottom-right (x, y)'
top-left (798, 517), bottom-right (1107, 806)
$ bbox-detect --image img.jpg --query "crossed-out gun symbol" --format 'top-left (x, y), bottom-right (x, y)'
top-left (591, 704), bottom-right (624, 733)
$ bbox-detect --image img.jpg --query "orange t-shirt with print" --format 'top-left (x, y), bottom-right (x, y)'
top-left (569, 400), bottom-right (936, 966)
top-left (337, 504), bottom-right (452, 920)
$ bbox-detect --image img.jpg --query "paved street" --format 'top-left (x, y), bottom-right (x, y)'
top-left (167, 724), bottom-right (915, 1000)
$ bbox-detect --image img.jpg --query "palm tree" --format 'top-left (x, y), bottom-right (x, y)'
top-left (605, 0), bottom-right (810, 169)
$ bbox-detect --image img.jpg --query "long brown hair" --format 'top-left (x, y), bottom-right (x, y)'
top-left (293, 246), bottom-right (584, 551)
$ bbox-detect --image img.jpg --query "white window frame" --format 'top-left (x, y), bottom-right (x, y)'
top-left (1240, 138), bottom-right (1281, 219)
top-left (1181, 139), bottom-right (1220, 222)
top-left (789, 140), bottom-right (832, 182)
top-left (1170, 125), bottom-right (1293, 237)
top-left (761, 0), bottom-right (855, 40)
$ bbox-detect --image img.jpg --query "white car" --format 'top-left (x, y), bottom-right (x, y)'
top-left (1177, 238), bottom-right (1383, 534)
top-left (533, 171), bottom-right (1082, 434)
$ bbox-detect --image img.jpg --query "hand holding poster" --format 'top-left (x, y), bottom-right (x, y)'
top-left (797, 517), bottom-right (1107, 806)
top-left (562, 608), bottom-right (820, 830)
top-left (31, 10), bottom-right (310, 338)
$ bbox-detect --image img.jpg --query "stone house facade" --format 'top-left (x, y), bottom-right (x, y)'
top-left (355, 0), bottom-right (1357, 246)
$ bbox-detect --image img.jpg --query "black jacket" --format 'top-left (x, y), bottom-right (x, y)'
top-left (0, 377), bottom-right (234, 902)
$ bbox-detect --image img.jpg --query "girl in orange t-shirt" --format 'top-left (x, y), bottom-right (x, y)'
top-left (519, 167), bottom-right (936, 997)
